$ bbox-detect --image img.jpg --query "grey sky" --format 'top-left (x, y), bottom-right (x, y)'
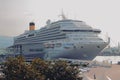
top-left (0, 0), bottom-right (120, 46)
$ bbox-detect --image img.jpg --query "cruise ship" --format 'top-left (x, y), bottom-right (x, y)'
top-left (8, 15), bottom-right (110, 60)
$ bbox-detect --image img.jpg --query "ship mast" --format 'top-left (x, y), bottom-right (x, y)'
top-left (59, 10), bottom-right (67, 20)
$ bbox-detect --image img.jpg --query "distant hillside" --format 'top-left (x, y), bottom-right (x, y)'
top-left (0, 36), bottom-right (13, 48)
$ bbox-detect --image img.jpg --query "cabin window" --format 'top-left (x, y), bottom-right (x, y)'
top-left (55, 43), bottom-right (62, 47)
top-left (44, 44), bottom-right (55, 48)
top-left (29, 49), bottom-right (43, 52)
top-left (97, 46), bottom-right (100, 48)
top-left (27, 34), bottom-right (35, 37)
top-left (81, 46), bottom-right (83, 48)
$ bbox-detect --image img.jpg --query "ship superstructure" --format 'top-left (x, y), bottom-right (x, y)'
top-left (9, 16), bottom-right (109, 60)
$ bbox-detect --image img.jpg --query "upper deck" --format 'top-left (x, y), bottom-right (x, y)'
top-left (14, 19), bottom-right (102, 44)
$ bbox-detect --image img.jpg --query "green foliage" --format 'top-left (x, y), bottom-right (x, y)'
top-left (49, 60), bottom-right (81, 80)
top-left (3, 56), bottom-right (27, 80)
top-left (25, 64), bottom-right (45, 80)
top-left (2, 56), bottom-right (83, 80)
top-left (31, 58), bottom-right (48, 74)
top-left (3, 56), bottom-right (45, 80)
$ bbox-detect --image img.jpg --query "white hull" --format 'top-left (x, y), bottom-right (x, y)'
top-left (44, 42), bottom-right (108, 60)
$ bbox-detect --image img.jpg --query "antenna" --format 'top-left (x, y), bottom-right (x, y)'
top-left (59, 9), bottom-right (67, 20)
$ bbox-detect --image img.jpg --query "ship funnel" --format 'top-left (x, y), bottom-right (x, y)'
top-left (29, 22), bottom-right (35, 31)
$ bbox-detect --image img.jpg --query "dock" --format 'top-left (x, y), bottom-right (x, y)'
top-left (83, 64), bottom-right (120, 80)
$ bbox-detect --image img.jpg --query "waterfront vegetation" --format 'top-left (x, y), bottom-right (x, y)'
top-left (2, 56), bottom-right (83, 80)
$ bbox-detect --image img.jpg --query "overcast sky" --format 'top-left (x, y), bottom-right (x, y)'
top-left (0, 0), bottom-right (120, 46)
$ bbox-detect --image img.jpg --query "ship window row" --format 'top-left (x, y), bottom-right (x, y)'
top-left (67, 34), bottom-right (97, 37)
top-left (40, 27), bottom-right (60, 33)
top-left (16, 31), bottom-right (61, 41)
top-left (29, 35), bottom-right (66, 42)
top-left (44, 43), bottom-right (62, 48)
top-left (15, 35), bottom-right (100, 43)
top-left (15, 33), bottom-right (35, 40)
top-left (15, 27), bottom-right (60, 41)
top-left (38, 32), bottom-right (64, 39)
top-left (27, 34), bottom-right (35, 37)
top-left (15, 36), bottom-right (65, 44)
top-left (39, 28), bottom-right (60, 34)
top-left (14, 35), bottom-right (66, 43)
top-left (16, 33), bottom-right (65, 42)
top-left (38, 29), bottom-right (60, 35)
top-left (15, 31), bottom-right (61, 41)
top-left (39, 36), bottom-right (66, 41)
top-left (37, 30), bottom-right (61, 37)
top-left (62, 30), bottom-right (101, 33)
top-left (36, 34), bottom-right (65, 40)
top-left (72, 37), bottom-right (102, 40)
top-left (39, 26), bottom-right (60, 33)
top-left (39, 28), bottom-right (58, 34)
top-left (29, 49), bottom-right (43, 52)
top-left (15, 36), bottom-right (26, 40)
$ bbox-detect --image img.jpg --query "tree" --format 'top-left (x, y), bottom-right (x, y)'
top-left (3, 56), bottom-right (27, 80)
top-left (25, 63), bottom-right (45, 80)
top-left (30, 58), bottom-right (47, 80)
top-left (3, 56), bottom-right (45, 80)
top-left (50, 60), bottom-right (82, 80)
top-left (3, 56), bottom-right (83, 80)
top-left (30, 59), bottom-right (83, 80)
